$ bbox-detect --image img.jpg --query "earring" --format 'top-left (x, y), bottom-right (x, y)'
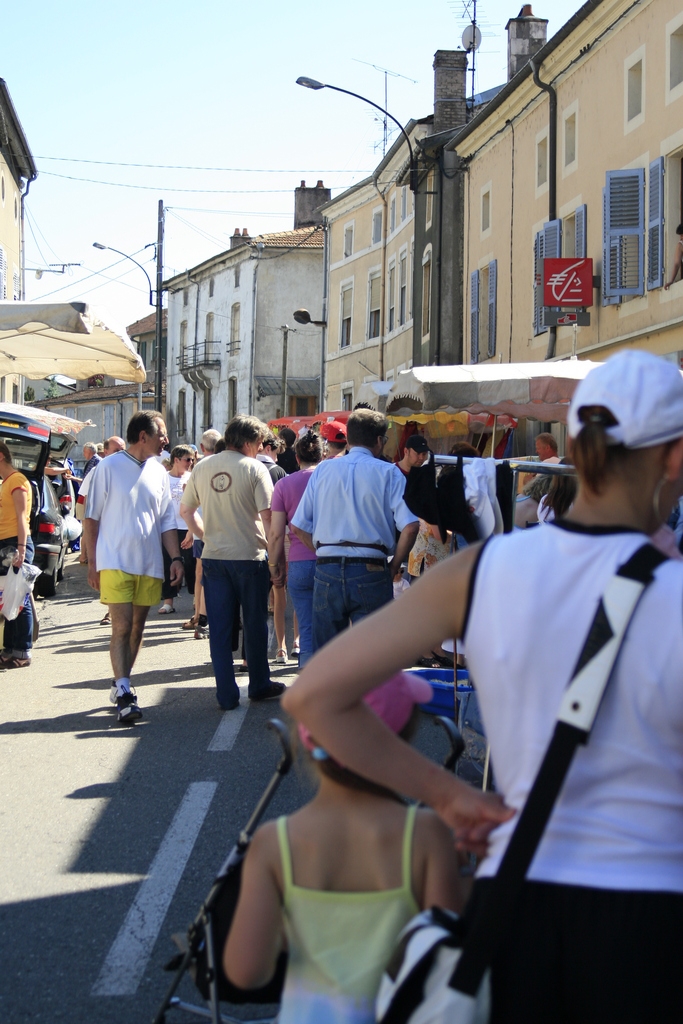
top-left (652, 476), bottom-right (667, 524)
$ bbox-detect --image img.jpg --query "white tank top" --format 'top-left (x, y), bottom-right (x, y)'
top-left (464, 521), bottom-right (683, 892)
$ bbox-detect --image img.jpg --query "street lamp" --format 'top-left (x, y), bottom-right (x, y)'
top-left (296, 76), bottom-right (419, 192)
top-left (293, 308), bottom-right (327, 327)
top-left (92, 242), bottom-right (155, 306)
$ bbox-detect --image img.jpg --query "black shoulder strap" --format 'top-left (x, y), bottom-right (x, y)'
top-left (450, 543), bottom-right (667, 996)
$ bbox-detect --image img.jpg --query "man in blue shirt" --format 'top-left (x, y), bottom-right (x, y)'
top-left (292, 408), bottom-right (419, 653)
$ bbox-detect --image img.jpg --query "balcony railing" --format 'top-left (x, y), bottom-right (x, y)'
top-left (178, 340), bottom-right (221, 371)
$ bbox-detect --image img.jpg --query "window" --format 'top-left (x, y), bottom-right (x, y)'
top-left (670, 22), bottom-right (683, 91)
top-left (178, 389), bottom-right (187, 434)
top-left (104, 404), bottom-right (115, 438)
top-left (425, 171), bottom-right (434, 227)
top-left (603, 168), bottom-right (645, 302)
top-left (0, 246), bottom-right (6, 300)
top-left (399, 252), bottom-right (407, 326)
top-left (183, 288), bottom-right (189, 306)
top-left (388, 263), bottom-right (395, 332)
top-left (234, 264), bottom-right (240, 288)
top-left (481, 189), bottom-right (491, 233)
top-left (537, 136), bottom-right (548, 187)
top-left (1, 175), bottom-right (4, 205)
top-left (12, 266), bottom-right (20, 301)
top-left (344, 224), bottom-right (354, 258)
top-left (230, 303), bottom-right (241, 352)
top-left (203, 388), bottom-right (212, 430)
top-left (563, 213), bottom-right (576, 258)
top-left (139, 340), bottom-right (148, 366)
top-left (205, 312), bottom-right (214, 343)
top-left (564, 112), bottom-right (576, 167)
top-left (422, 255), bottom-right (431, 338)
top-left (372, 210), bottom-right (383, 245)
top-left (368, 274), bottom-right (381, 338)
top-left (12, 382), bottom-right (18, 404)
top-left (627, 60), bottom-right (643, 122)
top-left (340, 285), bottom-right (353, 347)
top-left (390, 197), bottom-right (396, 233)
top-left (401, 187), bottom-right (407, 222)
top-left (209, 277), bottom-right (215, 297)
top-left (13, 194), bottom-right (17, 224)
top-left (228, 378), bottom-right (237, 420)
top-left (342, 390), bottom-right (353, 411)
top-left (409, 241), bottom-right (414, 320)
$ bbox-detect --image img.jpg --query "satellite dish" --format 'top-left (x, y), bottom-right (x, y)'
top-left (462, 24), bottom-right (482, 51)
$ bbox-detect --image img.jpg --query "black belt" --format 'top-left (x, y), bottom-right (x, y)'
top-left (316, 556), bottom-right (388, 566)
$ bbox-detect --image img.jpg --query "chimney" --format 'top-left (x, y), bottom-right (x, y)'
top-left (294, 180), bottom-right (331, 229)
top-left (506, 5), bottom-right (548, 81)
top-left (433, 50), bottom-right (468, 134)
top-left (231, 227), bottom-right (249, 248)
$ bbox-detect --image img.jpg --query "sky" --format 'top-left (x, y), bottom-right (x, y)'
top-left (2, 0), bottom-right (584, 332)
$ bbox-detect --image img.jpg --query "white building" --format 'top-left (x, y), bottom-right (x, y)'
top-left (164, 185), bottom-right (328, 444)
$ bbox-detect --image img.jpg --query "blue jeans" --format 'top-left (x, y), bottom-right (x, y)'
top-left (287, 559), bottom-right (316, 668)
top-left (312, 559), bottom-right (393, 654)
top-left (1, 536), bottom-right (34, 660)
top-left (202, 558), bottom-right (271, 707)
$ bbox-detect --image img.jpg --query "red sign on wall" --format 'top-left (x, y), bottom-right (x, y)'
top-left (543, 258), bottom-right (594, 307)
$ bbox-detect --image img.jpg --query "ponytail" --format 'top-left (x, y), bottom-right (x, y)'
top-left (572, 405), bottom-right (627, 494)
top-left (294, 429), bottom-right (323, 465)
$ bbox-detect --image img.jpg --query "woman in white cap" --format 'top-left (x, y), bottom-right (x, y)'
top-left (284, 349), bottom-right (683, 1023)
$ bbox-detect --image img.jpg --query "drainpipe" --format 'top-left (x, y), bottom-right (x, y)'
top-left (320, 218), bottom-right (329, 411)
top-left (18, 176), bottom-right (35, 405)
top-left (531, 56), bottom-right (557, 360)
top-left (249, 256), bottom-right (260, 415)
top-left (372, 173), bottom-right (388, 381)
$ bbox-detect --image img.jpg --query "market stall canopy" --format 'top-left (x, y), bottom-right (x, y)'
top-left (354, 380), bottom-right (394, 411)
top-left (0, 301), bottom-right (146, 383)
top-left (0, 402), bottom-right (93, 436)
top-left (386, 361), bottom-right (603, 422)
top-left (269, 411), bottom-right (350, 432)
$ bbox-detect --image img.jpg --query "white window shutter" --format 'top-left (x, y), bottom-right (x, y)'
top-left (647, 157), bottom-right (665, 290)
top-left (533, 230), bottom-right (545, 335)
top-left (470, 270), bottom-right (480, 363)
top-left (604, 168), bottom-right (645, 298)
top-left (487, 259), bottom-right (497, 358)
top-left (12, 267), bottom-right (20, 301)
top-left (575, 204), bottom-right (587, 259)
top-left (0, 246), bottom-right (6, 301)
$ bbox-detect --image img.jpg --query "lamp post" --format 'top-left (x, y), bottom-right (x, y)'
top-left (296, 77), bottom-right (419, 192)
top-left (92, 242), bottom-right (155, 410)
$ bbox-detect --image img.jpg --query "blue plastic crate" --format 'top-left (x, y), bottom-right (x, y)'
top-left (407, 667), bottom-right (471, 718)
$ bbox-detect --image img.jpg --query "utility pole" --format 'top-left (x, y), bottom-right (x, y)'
top-left (280, 325), bottom-right (289, 419)
top-left (154, 199), bottom-right (165, 411)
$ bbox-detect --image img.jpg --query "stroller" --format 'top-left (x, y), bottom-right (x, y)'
top-left (153, 715), bottom-right (464, 1024)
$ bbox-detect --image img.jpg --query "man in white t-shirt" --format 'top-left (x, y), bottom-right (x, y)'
top-left (84, 411), bottom-right (182, 723)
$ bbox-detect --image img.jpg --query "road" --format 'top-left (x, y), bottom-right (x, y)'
top-left (0, 554), bottom-right (450, 1024)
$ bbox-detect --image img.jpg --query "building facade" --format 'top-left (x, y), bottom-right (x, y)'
top-left (0, 79), bottom-right (37, 403)
top-left (164, 185), bottom-right (327, 444)
top-left (453, 0), bottom-right (683, 366)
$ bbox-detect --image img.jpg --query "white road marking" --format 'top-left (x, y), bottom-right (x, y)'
top-left (207, 685), bottom-right (248, 752)
top-left (91, 780), bottom-right (217, 997)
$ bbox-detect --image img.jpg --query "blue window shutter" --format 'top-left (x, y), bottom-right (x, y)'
top-left (533, 230), bottom-right (545, 335)
top-left (487, 259), bottom-right (497, 358)
top-left (575, 204), bottom-right (587, 259)
top-left (604, 168), bottom-right (645, 297)
top-left (543, 219), bottom-right (562, 259)
top-left (470, 270), bottom-right (480, 363)
top-left (602, 187), bottom-right (619, 305)
top-left (647, 157), bottom-right (665, 290)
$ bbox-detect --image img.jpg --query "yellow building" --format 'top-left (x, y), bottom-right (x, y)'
top-left (321, 120), bottom-right (431, 409)
top-left (451, 0), bottom-right (683, 366)
top-left (0, 79), bottom-right (37, 401)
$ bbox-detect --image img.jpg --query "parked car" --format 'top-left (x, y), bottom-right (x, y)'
top-left (0, 410), bottom-right (74, 597)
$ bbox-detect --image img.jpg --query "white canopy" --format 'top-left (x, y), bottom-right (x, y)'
top-left (354, 379), bottom-right (394, 411)
top-left (0, 301), bottom-right (146, 383)
top-left (386, 360), bottom-right (602, 422)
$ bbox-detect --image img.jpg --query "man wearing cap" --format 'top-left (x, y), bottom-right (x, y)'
top-left (320, 420), bottom-right (347, 458)
top-left (396, 435), bottom-right (430, 477)
top-left (292, 408), bottom-right (419, 654)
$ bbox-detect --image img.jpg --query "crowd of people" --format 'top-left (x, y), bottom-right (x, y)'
top-left (26, 349), bottom-right (683, 1021)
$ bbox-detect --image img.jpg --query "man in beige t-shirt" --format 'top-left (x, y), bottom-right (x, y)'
top-left (181, 415), bottom-right (285, 709)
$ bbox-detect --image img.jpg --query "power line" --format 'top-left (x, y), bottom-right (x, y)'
top-left (31, 249), bottom-right (152, 300)
top-left (40, 171), bottom-right (325, 194)
top-left (35, 156), bottom-right (370, 173)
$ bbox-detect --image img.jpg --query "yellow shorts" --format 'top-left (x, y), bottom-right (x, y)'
top-left (99, 570), bottom-right (162, 607)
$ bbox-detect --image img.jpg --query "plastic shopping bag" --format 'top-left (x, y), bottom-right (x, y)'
top-left (0, 562), bottom-right (42, 620)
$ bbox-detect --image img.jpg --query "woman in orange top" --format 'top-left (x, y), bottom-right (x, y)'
top-left (0, 441), bottom-right (34, 667)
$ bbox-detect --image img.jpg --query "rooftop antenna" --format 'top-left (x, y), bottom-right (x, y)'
top-left (352, 59), bottom-right (418, 156)
top-left (459, 0), bottom-right (482, 119)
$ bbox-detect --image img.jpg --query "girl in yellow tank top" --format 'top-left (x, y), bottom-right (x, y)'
top-left (224, 673), bottom-right (463, 1024)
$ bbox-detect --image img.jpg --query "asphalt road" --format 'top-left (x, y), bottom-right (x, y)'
top-left (0, 554), bottom-right (452, 1024)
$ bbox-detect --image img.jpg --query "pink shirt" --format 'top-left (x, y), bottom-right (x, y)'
top-left (271, 468), bottom-right (316, 561)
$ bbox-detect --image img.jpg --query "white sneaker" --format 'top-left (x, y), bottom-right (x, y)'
top-left (110, 682), bottom-right (137, 705)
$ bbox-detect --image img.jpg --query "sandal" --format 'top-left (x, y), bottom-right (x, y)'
top-left (158, 604), bottom-right (176, 614)
top-left (1, 657), bottom-right (31, 668)
top-left (100, 612), bottom-right (111, 626)
top-left (182, 616), bottom-right (197, 630)
top-left (275, 648), bottom-right (288, 665)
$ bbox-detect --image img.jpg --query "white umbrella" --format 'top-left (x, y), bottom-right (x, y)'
top-left (0, 301), bottom-right (146, 383)
top-left (386, 360), bottom-right (603, 423)
top-left (0, 402), bottom-right (93, 436)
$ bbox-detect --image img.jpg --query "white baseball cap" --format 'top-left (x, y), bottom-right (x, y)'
top-left (568, 351), bottom-right (683, 449)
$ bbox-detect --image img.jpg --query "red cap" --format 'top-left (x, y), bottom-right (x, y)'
top-left (320, 420), bottom-right (347, 442)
